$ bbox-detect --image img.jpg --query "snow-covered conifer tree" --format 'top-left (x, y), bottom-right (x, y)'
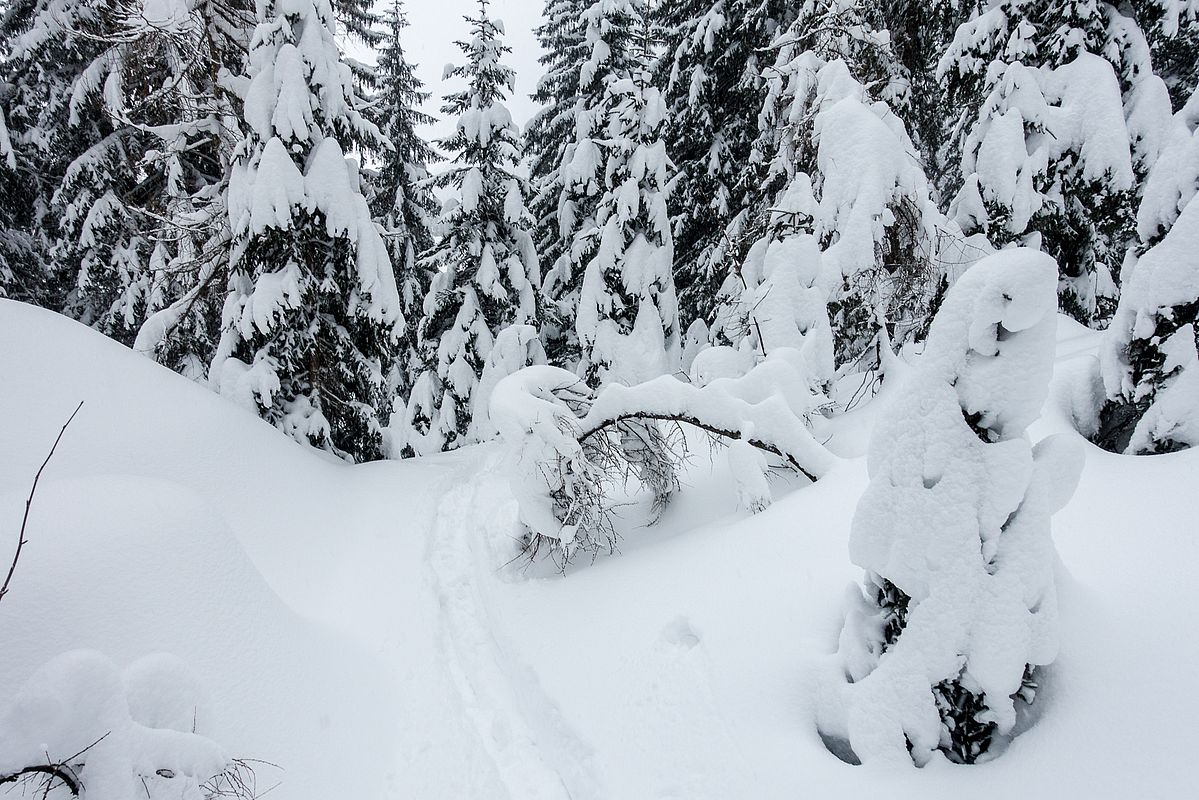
top-left (526, 0), bottom-right (589, 293)
top-left (0, 105), bottom-right (39, 300)
top-left (940, 0), bottom-right (1174, 325)
top-left (0, 0), bottom-right (72, 304)
top-left (656, 0), bottom-right (794, 328)
top-left (367, 0), bottom-right (440, 402)
top-left (1097, 91), bottom-right (1199, 454)
top-left (717, 6), bottom-right (948, 372)
top-left (736, 0), bottom-right (905, 251)
top-left (1, 0), bottom-right (252, 372)
top-left (119, 0), bottom-right (254, 379)
top-left (1140, 1), bottom-right (1199, 110)
top-left (209, 0), bottom-right (402, 462)
top-left (527, 0), bottom-right (637, 369)
top-left (404, 1), bottom-right (539, 454)
top-left (526, 0), bottom-right (589, 217)
top-left (0, 0), bottom-right (148, 332)
top-left (834, 249), bottom-right (1082, 765)
top-left (566, 6), bottom-right (682, 511)
top-left (880, 0), bottom-right (967, 187)
top-left (576, 10), bottom-right (679, 386)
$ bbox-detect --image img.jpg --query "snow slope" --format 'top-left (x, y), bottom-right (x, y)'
top-left (1, 300), bottom-right (1195, 797)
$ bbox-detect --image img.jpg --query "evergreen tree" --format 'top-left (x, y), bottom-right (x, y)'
top-left (209, 0), bottom-right (402, 462)
top-left (1097, 90), bottom-right (1199, 454)
top-left (1138, 0), bottom-right (1199, 111)
top-left (737, 0), bottom-right (904, 255)
top-left (0, 0), bottom-right (132, 317)
top-left (332, 0), bottom-right (383, 46)
top-left (837, 250), bottom-right (1081, 765)
top-left (656, 0), bottom-right (794, 329)
top-left (717, 0), bottom-right (944, 369)
top-left (0, 0), bottom-right (252, 373)
top-left (940, 0), bottom-right (1172, 325)
top-left (0, 105), bottom-right (39, 301)
top-left (526, 0), bottom-right (589, 310)
top-left (531, 0), bottom-right (638, 370)
top-left (403, 0), bottom-right (540, 455)
top-left (882, 0), bottom-right (967, 189)
top-left (576, 6), bottom-right (679, 386)
top-left (367, 0), bottom-right (440, 403)
top-left (115, 0), bottom-right (254, 379)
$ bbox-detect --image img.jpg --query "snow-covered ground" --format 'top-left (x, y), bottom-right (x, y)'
top-left (1, 299), bottom-right (1195, 798)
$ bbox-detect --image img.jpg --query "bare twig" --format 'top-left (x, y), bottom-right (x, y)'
top-left (579, 412), bottom-right (820, 483)
top-left (0, 764), bottom-right (82, 795)
top-left (0, 401), bottom-right (85, 606)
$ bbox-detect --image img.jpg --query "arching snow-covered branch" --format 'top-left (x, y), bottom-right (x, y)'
top-left (490, 352), bottom-right (837, 565)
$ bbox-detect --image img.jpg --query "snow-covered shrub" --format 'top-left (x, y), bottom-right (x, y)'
top-left (0, 651), bottom-right (244, 799)
top-left (1096, 91), bottom-right (1199, 454)
top-left (716, 234), bottom-right (835, 392)
top-left (830, 249), bottom-right (1083, 765)
top-left (492, 351), bottom-right (837, 566)
top-left (469, 324), bottom-right (548, 443)
top-left (1097, 206), bottom-right (1199, 453)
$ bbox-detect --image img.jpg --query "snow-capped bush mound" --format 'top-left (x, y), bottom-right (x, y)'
top-left (0, 650), bottom-right (229, 799)
top-left (0, 302), bottom-right (413, 800)
top-left (827, 248), bottom-right (1084, 766)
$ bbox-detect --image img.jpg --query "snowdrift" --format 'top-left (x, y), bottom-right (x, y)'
top-left (1, 299), bottom-right (1197, 797)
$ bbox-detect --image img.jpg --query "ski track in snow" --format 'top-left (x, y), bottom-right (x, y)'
top-left (427, 460), bottom-right (602, 800)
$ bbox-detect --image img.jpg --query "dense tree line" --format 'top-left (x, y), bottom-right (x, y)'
top-left (1, 0), bottom-right (1196, 461)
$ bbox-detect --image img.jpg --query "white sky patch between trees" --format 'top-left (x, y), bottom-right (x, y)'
top-left (345, 0), bottom-right (546, 154)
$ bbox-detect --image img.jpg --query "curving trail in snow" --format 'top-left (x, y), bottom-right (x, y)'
top-left (426, 460), bottom-right (603, 799)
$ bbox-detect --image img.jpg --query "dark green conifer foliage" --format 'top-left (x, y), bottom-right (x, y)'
top-left (367, 0), bottom-right (441, 401)
top-left (656, 0), bottom-right (794, 329)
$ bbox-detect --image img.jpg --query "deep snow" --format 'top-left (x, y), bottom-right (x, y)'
top-left (1, 299), bottom-right (1196, 798)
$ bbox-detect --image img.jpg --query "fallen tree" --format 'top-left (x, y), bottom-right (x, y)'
top-left (491, 350), bottom-right (837, 567)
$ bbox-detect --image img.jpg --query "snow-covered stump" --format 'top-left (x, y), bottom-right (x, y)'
top-left (830, 249), bottom-right (1083, 766)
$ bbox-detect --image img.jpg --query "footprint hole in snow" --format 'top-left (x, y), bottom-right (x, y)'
top-left (661, 617), bottom-right (700, 650)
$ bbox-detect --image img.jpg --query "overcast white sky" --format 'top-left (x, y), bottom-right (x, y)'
top-left (364, 0), bottom-right (547, 143)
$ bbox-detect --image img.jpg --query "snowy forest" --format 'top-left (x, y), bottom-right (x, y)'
top-left (0, 0), bottom-right (1197, 796)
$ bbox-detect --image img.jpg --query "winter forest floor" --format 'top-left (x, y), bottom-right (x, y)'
top-left (1, 298), bottom-right (1196, 799)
